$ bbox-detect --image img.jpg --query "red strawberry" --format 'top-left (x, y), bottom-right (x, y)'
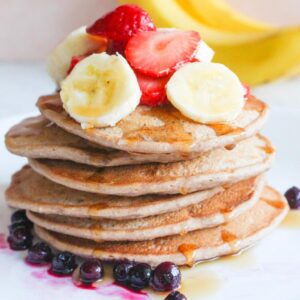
top-left (67, 55), bottom-right (86, 74)
top-left (243, 83), bottom-right (251, 99)
top-left (137, 73), bottom-right (169, 106)
top-left (125, 30), bottom-right (200, 78)
top-left (87, 4), bottom-right (156, 43)
top-left (106, 40), bottom-right (127, 56)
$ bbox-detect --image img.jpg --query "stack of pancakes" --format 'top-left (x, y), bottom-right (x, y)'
top-left (5, 94), bottom-right (288, 266)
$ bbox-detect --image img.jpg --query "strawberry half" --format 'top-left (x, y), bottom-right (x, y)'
top-left (137, 73), bottom-right (169, 106)
top-left (67, 55), bottom-right (86, 74)
top-left (125, 30), bottom-right (200, 78)
top-left (243, 83), bottom-right (251, 99)
top-left (87, 4), bottom-right (156, 43)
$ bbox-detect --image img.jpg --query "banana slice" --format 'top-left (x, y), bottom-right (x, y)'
top-left (47, 26), bottom-right (106, 85)
top-left (195, 40), bottom-right (215, 62)
top-left (166, 62), bottom-right (245, 124)
top-left (60, 53), bottom-right (141, 128)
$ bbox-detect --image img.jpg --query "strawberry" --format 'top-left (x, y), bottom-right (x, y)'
top-left (87, 4), bottom-right (156, 43)
top-left (243, 83), bottom-right (251, 99)
top-left (136, 73), bottom-right (169, 106)
top-left (67, 55), bottom-right (86, 74)
top-left (125, 30), bottom-right (200, 78)
top-left (106, 40), bottom-right (127, 56)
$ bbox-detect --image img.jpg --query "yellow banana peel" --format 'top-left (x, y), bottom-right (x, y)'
top-left (119, 0), bottom-right (300, 86)
top-left (178, 0), bottom-right (273, 32)
top-left (213, 27), bottom-right (300, 85)
top-left (119, 0), bottom-right (272, 45)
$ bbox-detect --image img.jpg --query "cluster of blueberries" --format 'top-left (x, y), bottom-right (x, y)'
top-left (6, 209), bottom-right (187, 300)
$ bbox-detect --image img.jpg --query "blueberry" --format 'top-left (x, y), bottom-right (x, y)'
top-left (10, 210), bottom-right (33, 228)
top-left (113, 260), bottom-right (135, 284)
top-left (51, 252), bottom-right (77, 275)
top-left (285, 186), bottom-right (300, 209)
top-left (128, 263), bottom-right (152, 290)
top-left (165, 291), bottom-right (187, 300)
top-left (152, 262), bottom-right (181, 292)
top-left (80, 259), bottom-right (104, 284)
top-left (8, 225), bottom-right (33, 251)
top-left (27, 242), bottom-right (53, 264)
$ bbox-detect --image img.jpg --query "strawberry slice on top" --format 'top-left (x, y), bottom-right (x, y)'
top-left (125, 30), bottom-right (201, 78)
top-left (136, 73), bottom-right (169, 106)
top-left (87, 4), bottom-right (156, 42)
top-left (67, 55), bottom-right (87, 74)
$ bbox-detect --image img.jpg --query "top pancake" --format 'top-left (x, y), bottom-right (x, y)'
top-left (37, 94), bottom-right (268, 154)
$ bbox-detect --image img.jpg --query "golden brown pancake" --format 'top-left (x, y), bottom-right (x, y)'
top-left (28, 135), bottom-right (275, 196)
top-left (6, 166), bottom-right (221, 220)
top-left (26, 175), bottom-right (265, 241)
top-left (5, 116), bottom-right (201, 166)
top-left (37, 94), bottom-right (268, 154)
top-left (34, 186), bottom-right (288, 266)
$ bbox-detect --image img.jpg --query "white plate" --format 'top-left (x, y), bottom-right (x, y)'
top-left (0, 108), bottom-right (300, 300)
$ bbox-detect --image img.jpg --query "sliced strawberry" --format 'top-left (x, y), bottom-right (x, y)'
top-left (67, 55), bottom-right (86, 74)
top-left (243, 83), bottom-right (251, 99)
top-left (125, 30), bottom-right (200, 78)
top-left (106, 40), bottom-right (127, 56)
top-left (87, 4), bottom-right (156, 42)
top-left (136, 73), bottom-right (169, 106)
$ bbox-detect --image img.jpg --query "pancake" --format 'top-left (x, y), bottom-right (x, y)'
top-left (26, 175), bottom-right (265, 242)
top-left (6, 166), bottom-right (221, 220)
top-left (5, 116), bottom-right (201, 166)
top-left (34, 186), bottom-right (288, 266)
top-left (28, 135), bottom-right (275, 196)
top-left (37, 94), bottom-right (268, 154)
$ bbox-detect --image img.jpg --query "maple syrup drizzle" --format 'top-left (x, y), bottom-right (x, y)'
top-left (220, 207), bottom-right (233, 223)
top-left (218, 248), bottom-right (257, 268)
top-left (179, 269), bottom-right (222, 298)
top-left (262, 199), bottom-right (286, 209)
top-left (88, 203), bottom-right (109, 218)
top-left (221, 230), bottom-right (239, 252)
top-left (225, 144), bottom-right (236, 151)
top-left (281, 210), bottom-right (300, 228)
top-left (178, 244), bottom-right (198, 267)
top-left (208, 123), bottom-right (244, 136)
top-left (179, 187), bottom-right (188, 195)
top-left (261, 145), bottom-right (274, 154)
top-left (122, 106), bottom-right (194, 147)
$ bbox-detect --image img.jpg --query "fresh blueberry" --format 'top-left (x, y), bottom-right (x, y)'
top-left (165, 291), bottom-right (187, 300)
top-left (152, 262), bottom-right (181, 292)
top-left (51, 252), bottom-right (77, 275)
top-left (128, 263), bottom-right (152, 290)
top-left (285, 186), bottom-right (300, 209)
top-left (10, 210), bottom-right (33, 228)
top-left (27, 242), bottom-right (53, 264)
top-left (113, 260), bottom-right (135, 284)
top-left (7, 226), bottom-right (33, 251)
top-left (80, 259), bottom-right (104, 284)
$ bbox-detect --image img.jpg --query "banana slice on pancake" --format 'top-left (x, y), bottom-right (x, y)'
top-left (60, 53), bottom-right (141, 128)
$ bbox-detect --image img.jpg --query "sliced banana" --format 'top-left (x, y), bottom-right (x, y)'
top-left (194, 40), bottom-right (215, 62)
top-left (47, 26), bottom-right (106, 85)
top-left (166, 62), bottom-right (245, 124)
top-left (60, 53), bottom-right (141, 129)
